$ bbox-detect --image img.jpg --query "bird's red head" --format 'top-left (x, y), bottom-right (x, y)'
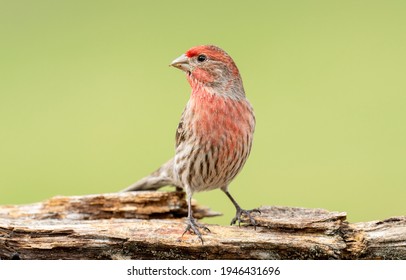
top-left (170, 45), bottom-right (245, 99)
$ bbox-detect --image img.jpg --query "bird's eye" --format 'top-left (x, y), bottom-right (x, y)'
top-left (197, 54), bottom-right (207, 62)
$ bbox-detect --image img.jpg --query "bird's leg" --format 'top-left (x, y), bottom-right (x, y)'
top-left (182, 191), bottom-right (210, 244)
top-left (223, 190), bottom-right (261, 227)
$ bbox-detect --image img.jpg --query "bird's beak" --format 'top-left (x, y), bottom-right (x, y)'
top-left (170, 53), bottom-right (190, 72)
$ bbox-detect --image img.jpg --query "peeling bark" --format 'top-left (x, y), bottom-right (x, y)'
top-left (0, 191), bottom-right (405, 260)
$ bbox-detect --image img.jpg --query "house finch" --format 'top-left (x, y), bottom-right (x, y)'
top-left (123, 45), bottom-right (258, 242)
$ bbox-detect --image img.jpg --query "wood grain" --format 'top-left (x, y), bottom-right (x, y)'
top-left (0, 191), bottom-right (405, 259)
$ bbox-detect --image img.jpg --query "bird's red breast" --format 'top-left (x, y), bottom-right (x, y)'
top-left (188, 88), bottom-right (254, 159)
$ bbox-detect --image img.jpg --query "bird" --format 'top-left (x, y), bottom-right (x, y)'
top-left (122, 45), bottom-right (258, 243)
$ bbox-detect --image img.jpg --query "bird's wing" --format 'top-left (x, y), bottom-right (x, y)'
top-left (175, 108), bottom-right (187, 148)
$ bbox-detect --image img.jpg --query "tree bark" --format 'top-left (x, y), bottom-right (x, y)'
top-left (0, 191), bottom-right (405, 260)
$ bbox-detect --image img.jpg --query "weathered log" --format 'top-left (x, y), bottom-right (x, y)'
top-left (0, 191), bottom-right (405, 260)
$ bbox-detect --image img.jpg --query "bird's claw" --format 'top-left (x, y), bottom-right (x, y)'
top-left (182, 217), bottom-right (210, 244)
top-left (230, 208), bottom-right (261, 229)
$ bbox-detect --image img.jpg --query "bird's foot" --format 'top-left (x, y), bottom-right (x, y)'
top-left (230, 207), bottom-right (261, 228)
top-left (182, 217), bottom-right (211, 244)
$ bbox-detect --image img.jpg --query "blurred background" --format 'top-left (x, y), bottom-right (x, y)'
top-left (1, 0), bottom-right (405, 225)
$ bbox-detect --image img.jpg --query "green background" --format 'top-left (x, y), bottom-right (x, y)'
top-left (1, 0), bottom-right (405, 225)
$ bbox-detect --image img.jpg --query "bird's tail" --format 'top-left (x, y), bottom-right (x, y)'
top-left (121, 158), bottom-right (177, 192)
